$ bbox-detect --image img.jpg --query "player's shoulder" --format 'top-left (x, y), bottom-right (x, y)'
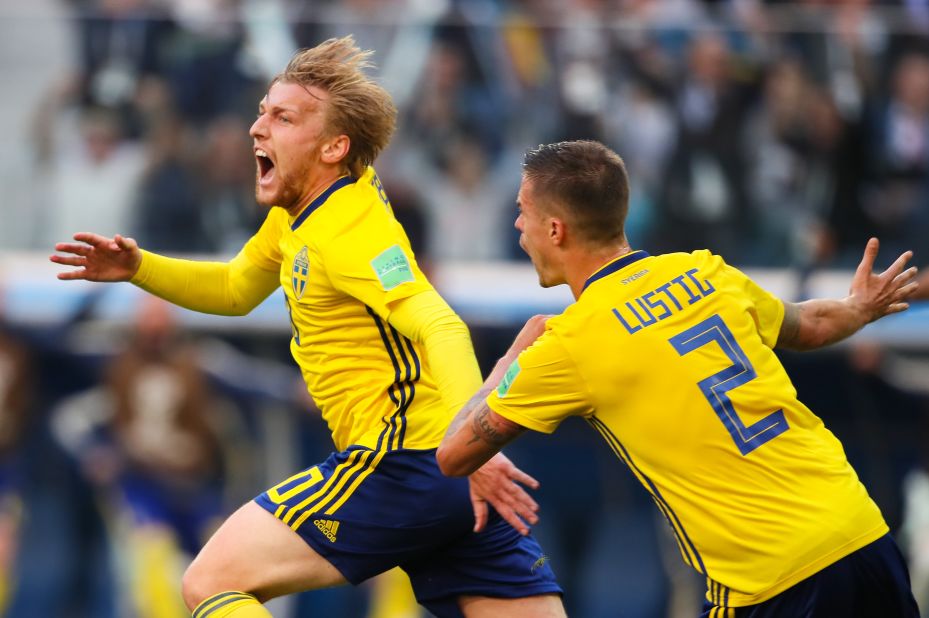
top-left (332, 167), bottom-right (387, 215)
top-left (658, 248), bottom-right (730, 277)
top-left (664, 248), bottom-right (723, 268)
top-left (547, 299), bottom-right (596, 340)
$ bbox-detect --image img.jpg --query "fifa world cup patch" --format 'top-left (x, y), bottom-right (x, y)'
top-left (371, 245), bottom-right (414, 290)
top-left (292, 246), bottom-right (309, 299)
top-left (497, 360), bottom-right (521, 397)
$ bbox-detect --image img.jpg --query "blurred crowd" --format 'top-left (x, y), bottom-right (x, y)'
top-left (1, 0), bottom-right (929, 617)
top-left (10, 0), bottom-right (928, 269)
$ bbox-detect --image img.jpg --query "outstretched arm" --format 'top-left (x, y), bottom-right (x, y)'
top-left (777, 238), bottom-right (918, 351)
top-left (51, 233), bottom-right (279, 316)
top-left (437, 316), bottom-right (548, 477)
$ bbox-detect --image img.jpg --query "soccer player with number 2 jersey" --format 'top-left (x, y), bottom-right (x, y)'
top-left (439, 139), bottom-right (921, 617)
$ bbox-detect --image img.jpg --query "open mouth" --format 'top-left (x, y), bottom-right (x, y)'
top-left (256, 148), bottom-right (276, 184)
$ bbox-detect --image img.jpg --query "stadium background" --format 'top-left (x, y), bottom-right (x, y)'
top-left (0, 0), bottom-right (928, 616)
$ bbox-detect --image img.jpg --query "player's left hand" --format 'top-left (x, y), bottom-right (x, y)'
top-left (468, 452), bottom-right (540, 535)
top-left (849, 237), bottom-right (919, 321)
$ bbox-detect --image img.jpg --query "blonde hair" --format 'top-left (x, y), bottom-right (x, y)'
top-left (275, 36), bottom-right (397, 178)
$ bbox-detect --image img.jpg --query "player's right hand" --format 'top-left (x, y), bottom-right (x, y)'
top-left (50, 233), bottom-right (142, 282)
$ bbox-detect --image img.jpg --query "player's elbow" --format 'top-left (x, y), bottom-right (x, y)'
top-left (223, 294), bottom-right (264, 316)
top-left (435, 444), bottom-right (472, 477)
top-left (219, 305), bottom-right (251, 317)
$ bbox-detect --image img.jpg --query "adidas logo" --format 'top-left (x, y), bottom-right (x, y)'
top-left (313, 519), bottom-right (339, 542)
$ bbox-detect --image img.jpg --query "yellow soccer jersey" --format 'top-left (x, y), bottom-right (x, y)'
top-left (242, 167), bottom-right (451, 452)
top-left (487, 250), bottom-right (888, 607)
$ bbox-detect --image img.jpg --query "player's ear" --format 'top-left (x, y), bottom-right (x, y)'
top-left (321, 134), bottom-right (350, 165)
top-left (550, 217), bottom-right (566, 246)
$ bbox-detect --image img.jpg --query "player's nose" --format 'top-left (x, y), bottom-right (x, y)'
top-left (249, 114), bottom-right (267, 139)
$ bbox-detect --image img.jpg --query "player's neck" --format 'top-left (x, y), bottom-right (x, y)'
top-left (286, 167), bottom-right (350, 217)
top-left (568, 243), bottom-right (633, 299)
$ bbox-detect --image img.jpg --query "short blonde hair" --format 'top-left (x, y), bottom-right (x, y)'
top-left (275, 36), bottom-right (397, 178)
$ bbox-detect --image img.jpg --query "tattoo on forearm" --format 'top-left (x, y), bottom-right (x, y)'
top-left (447, 389), bottom-right (492, 438)
top-left (469, 406), bottom-right (511, 447)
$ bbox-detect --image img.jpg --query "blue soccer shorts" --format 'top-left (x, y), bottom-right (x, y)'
top-left (254, 446), bottom-right (562, 616)
top-left (699, 533), bottom-right (919, 617)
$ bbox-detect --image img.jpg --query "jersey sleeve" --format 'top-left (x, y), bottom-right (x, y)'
top-left (242, 207), bottom-right (285, 271)
top-left (322, 213), bottom-right (434, 318)
top-left (486, 331), bottom-right (591, 434)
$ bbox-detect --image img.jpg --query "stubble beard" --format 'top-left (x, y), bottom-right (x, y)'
top-left (255, 170), bottom-right (302, 212)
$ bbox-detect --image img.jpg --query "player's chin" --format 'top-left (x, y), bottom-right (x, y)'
top-left (254, 185), bottom-right (277, 208)
top-left (535, 265), bottom-right (555, 288)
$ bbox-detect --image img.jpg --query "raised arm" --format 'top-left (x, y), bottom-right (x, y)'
top-left (776, 238), bottom-right (918, 351)
top-left (51, 233), bottom-right (280, 316)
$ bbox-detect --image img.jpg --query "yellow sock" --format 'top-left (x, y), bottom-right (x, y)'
top-left (367, 567), bottom-right (421, 618)
top-left (127, 526), bottom-right (187, 618)
top-left (192, 592), bottom-right (271, 618)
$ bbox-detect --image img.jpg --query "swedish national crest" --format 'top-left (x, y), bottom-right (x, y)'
top-left (292, 246), bottom-right (309, 299)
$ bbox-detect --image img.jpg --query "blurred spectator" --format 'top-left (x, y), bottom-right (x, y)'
top-left (547, 0), bottom-right (613, 141)
top-left (303, 0), bottom-right (403, 65)
top-left (196, 115), bottom-right (265, 253)
top-left (133, 114), bottom-right (208, 253)
top-left (404, 40), bottom-right (505, 165)
top-left (420, 136), bottom-right (516, 262)
top-left (31, 102), bottom-right (146, 251)
top-left (743, 57), bottom-right (841, 266)
top-left (602, 79), bottom-right (676, 248)
top-left (863, 52), bottom-right (929, 257)
top-left (657, 32), bottom-right (757, 260)
top-left (0, 317), bottom-right (35, 614)
top-left (828, 51), bottom-right (929, 266)
top-left (160, 0), bottom-right (263, 123)
top-left (52, 298), bottom-right (244, 618)
top-left (73, 0), bottom-right (177, 135)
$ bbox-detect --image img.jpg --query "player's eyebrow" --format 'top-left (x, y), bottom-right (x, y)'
top-left (258, 102), bottom-right (302, 120)
top-left (258, 93), bottom-right (301, 115)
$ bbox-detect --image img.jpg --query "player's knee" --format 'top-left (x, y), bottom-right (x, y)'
top-left (181, 558), bottom-right (217, 611)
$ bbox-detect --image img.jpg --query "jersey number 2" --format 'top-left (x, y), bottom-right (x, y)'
top-left (669, 314), bottom-right (788, 455)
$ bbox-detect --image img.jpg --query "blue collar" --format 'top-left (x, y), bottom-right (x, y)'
top-left (581, 250), bottom-right (650, 294)
top-left (290, 176), bottom-right (356, 231)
